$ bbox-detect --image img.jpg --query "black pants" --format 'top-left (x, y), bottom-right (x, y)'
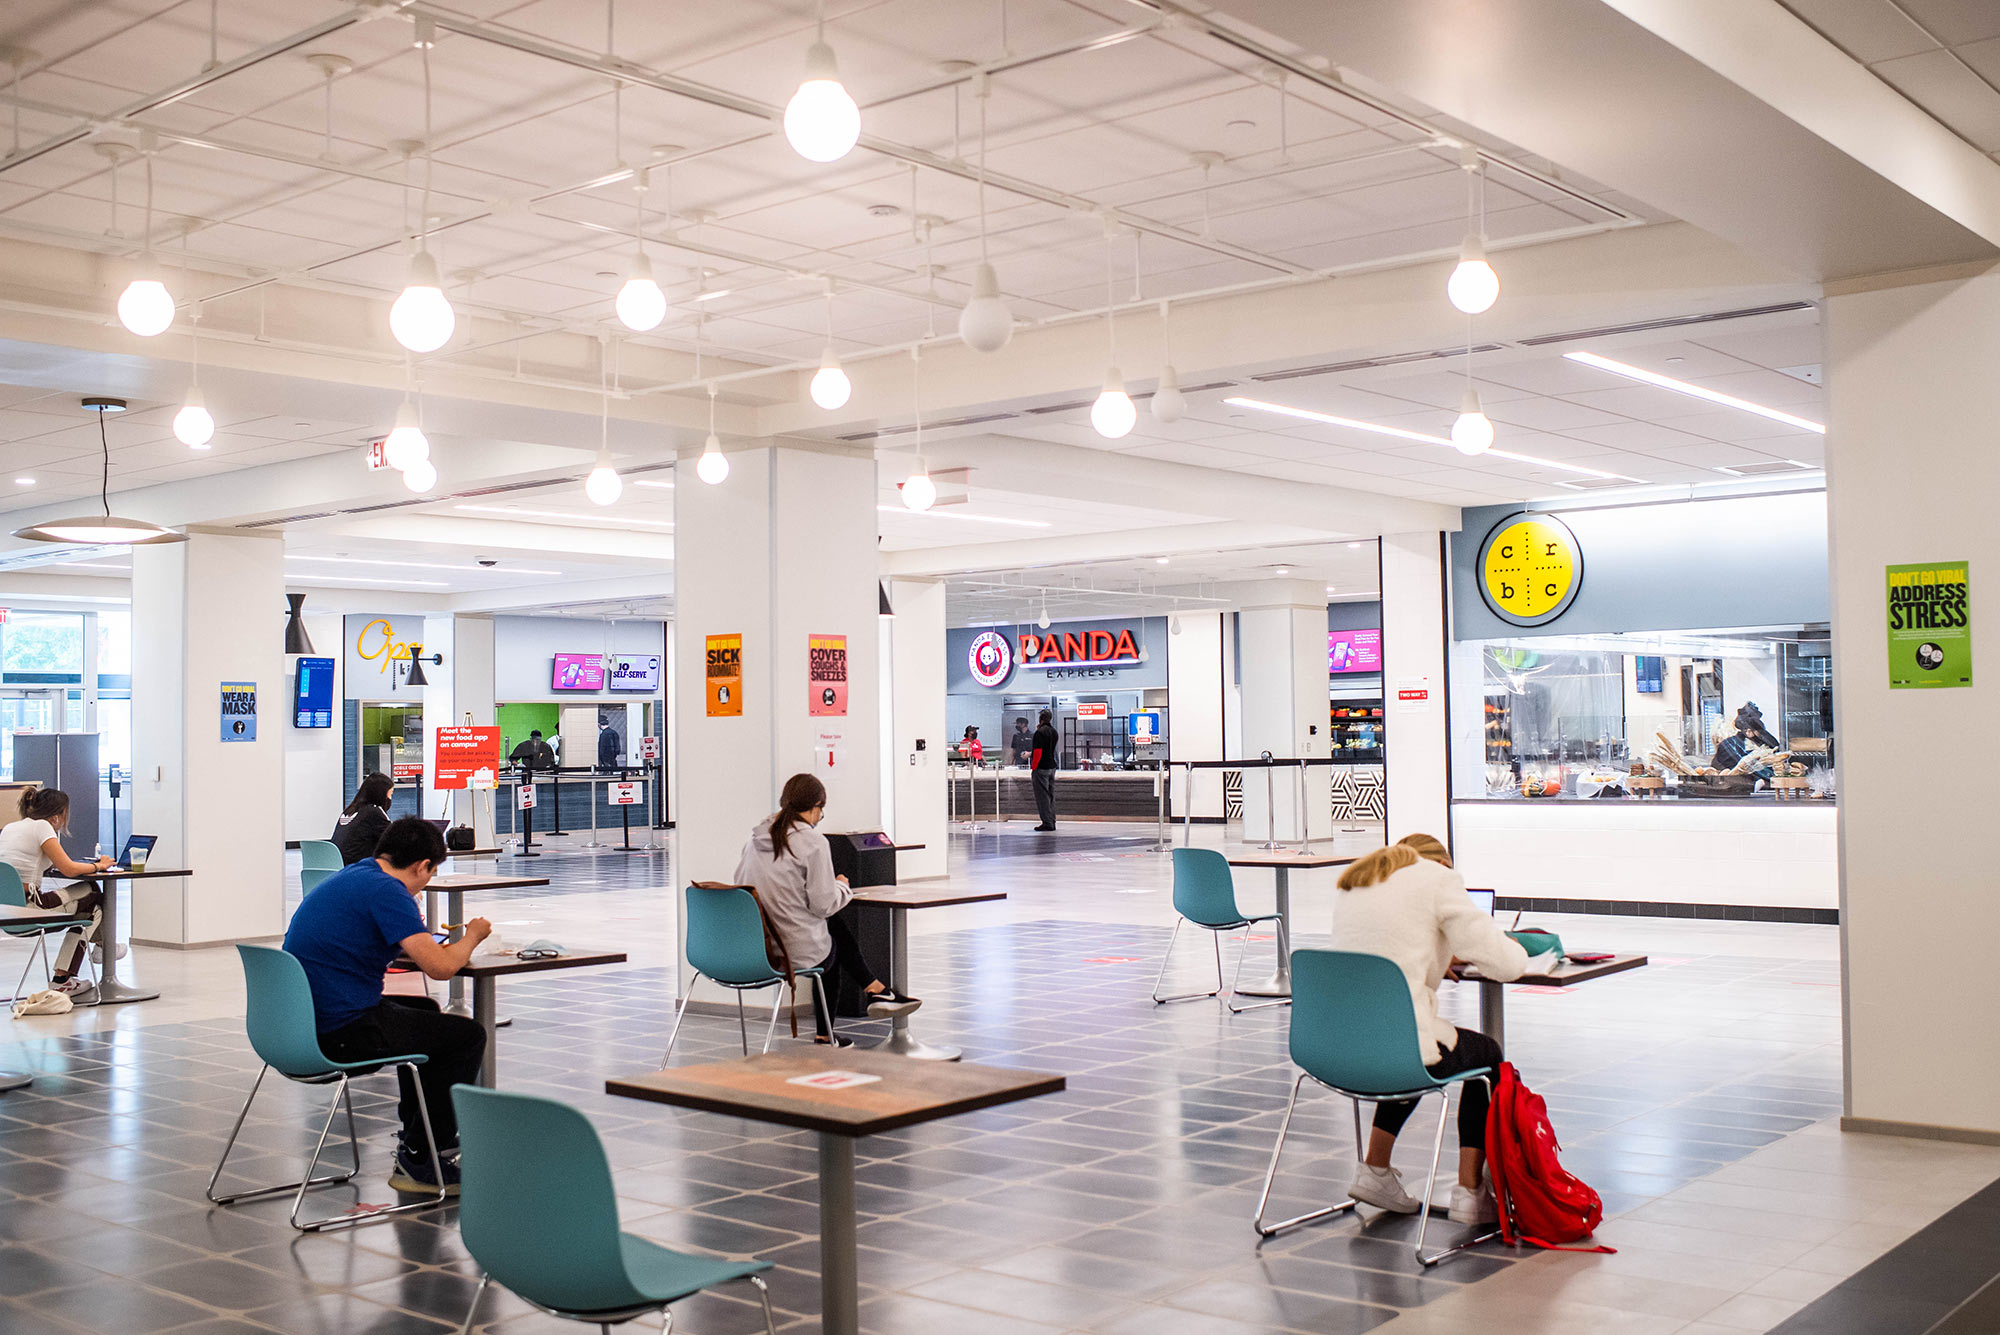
top-left (319, 996), bottom-right (485, 1152)
top-left (806, 916), bottom-right (878, 1039)
top-left (1032, 768), bottom-right (1057, 827)
top-left (1369, 1026), bottom-right (1502, 1152)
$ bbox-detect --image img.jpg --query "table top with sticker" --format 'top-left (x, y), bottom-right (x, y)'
top-left (607, 1047), bottom-right (1065, 1137)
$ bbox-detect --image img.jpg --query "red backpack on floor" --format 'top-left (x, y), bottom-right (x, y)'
top-left (1485, 1062), bottom-right (1615, 1253)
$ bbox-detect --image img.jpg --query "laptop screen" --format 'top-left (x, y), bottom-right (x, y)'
top-left (1466, 888), bottom-right (1495, 916)
top-left (119, 835), bottom-right (157, 869)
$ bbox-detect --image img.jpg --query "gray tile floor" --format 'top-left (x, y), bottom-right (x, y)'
top-left (0, 827), bottom-right (1987, 1333)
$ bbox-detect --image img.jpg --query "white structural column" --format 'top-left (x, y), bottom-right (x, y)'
top-left (1237, 581), bottom-right (1332, 843)
top-left (1168, 611), bottom-right (1227, 821)
top-left (283, 609), bottom-right (345, 843)
top-left (131, 530), bottom-right (288, 946)
top-left (672, 443), bottom-right (882, 996)
top-left (1826, 265), bottom-right (2000, 1139)
top-left (425, 614), bottom-right (496, 843)
top-left (1381, 533), bottom-right (1452, 847)
top-left (886, 577), bottom-right (946, 881)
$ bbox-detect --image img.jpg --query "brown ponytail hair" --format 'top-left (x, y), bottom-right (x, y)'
top-left (770, 773), bottom-right (827, 859)
top-left (18, 785), bottom-right (69, 825)
top-left (1337, 832), bottom-right (1453, 889)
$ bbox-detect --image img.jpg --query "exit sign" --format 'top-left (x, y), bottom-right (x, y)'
top-left (0, 608), bottom-right (8, 623)
top-left (365, 440), bottom-right (393, 471)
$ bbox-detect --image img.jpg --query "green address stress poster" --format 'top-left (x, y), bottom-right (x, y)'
top-left (1887, 561), bottom-right (1971, 689)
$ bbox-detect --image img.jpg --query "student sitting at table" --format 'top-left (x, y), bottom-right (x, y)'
top-left (283, 816), bottom-right (490, 1194)
top-left (1328, 832), bottom-right (1535, 1225)
top-left (331, 772), bottom-right (395, 865)
top-left (0, 785), bottom-right (117, 998)
top-left (734, 773), bottom-right (918, 1047)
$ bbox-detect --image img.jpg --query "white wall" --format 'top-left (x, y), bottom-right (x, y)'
top-left (887, 577), bottom-right (947, 880)
top-left (449, 615), bottom-right (497, 843)
top-left (283, 610), bottom-right (345, 842)
top-left (1827, 265), bottom-right (2000, 1136)
top-left (1382, 532), bottom-right (1451, 845)
top-left (1239, 583), bottom-right (1331, 841)
top-left (491, 614), bottom-right (668, 703)
top-left (1168, 610), bottom-right (1226, 819)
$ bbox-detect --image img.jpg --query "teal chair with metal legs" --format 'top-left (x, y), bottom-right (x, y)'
top-left (1, 864), bottom-right (97, 1004)
top-left (660, 883), bottom-right (829, 1064)
top-left (1253, 949), bottom-right (1499, 1266)
top-left (1152, 847), bottom-right (1285, 1012)
top-left (451, 1086), bottom-right (776, 1335)
top-left (299, 840), bottom-right (342, 896)
top-left (206, 945), bottom-right (449, 1232)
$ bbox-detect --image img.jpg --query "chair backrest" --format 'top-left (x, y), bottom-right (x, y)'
top-left (1171, 847), bottom-right (1245, 928)
top-left (453, 1086), bottom-right (645, 1314)
top-left (0, 862), bottom-right (24, 905)
top-left (299, 840), bottom-right (341, 896)
top-left (1289, 950), bottom-right (1443, 1097)
top-left (236, 945), bottom-right (339, 1078)
top-left (683, 884), bottom-right (781, 985)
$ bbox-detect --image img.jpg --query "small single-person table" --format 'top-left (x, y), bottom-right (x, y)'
top-left (424, 872), bottom-right (552, 1018)
top-left (0, 1073), bottom-right (30, 1094)
top-left (77, 867), bottom-right (193, 1005)
top-left (847, 885), bottom-right (1004, 1061)
top-left (443, 847), bottom-right (505, 860)
top-left (433, 950), bottom-right (629, 1086)
top-left (609, 1047), bottom-right (1063, 1335)
top-left (1458, 953), bottom-right (1648, 1047)
top-left (1223, 851), bottom-right (1357, 998)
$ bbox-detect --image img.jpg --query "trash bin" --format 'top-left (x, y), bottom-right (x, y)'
top-left (825, 831), bottom-right (897, 1017)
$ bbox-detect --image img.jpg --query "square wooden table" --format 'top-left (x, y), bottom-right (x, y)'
top-left (424, 872), bottom-right (552, 1018)
top-left (416, 949), bottom-right (628, 1085)
top-left (1458, 953), bottom-right (1648, 1046)
top-left (1223, 851), bottom-right (1359, 998)
top-left (609, 1048), bottom-right (1063, 1335)
top-left (847, 885), bottom-right (1004, 1061)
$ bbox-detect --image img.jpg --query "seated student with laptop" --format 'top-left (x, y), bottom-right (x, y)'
top-left (282, 816), bottom-right (491, 1194)
top-left (0, 785), bottom-right (119, 997)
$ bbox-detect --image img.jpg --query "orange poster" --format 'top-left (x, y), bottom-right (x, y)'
top-left (706, 633), bottom-right (743, 717)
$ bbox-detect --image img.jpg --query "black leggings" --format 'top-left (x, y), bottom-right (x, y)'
top-left (806, 916), bottom-right (878, 1039)
top-left (1369, 1026), bottom-right (1502, 1152)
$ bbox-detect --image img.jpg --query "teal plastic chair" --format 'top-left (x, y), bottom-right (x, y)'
top-left (1, 863), bottom-right (98, 1004)
top-left (1151, 848), bottom-right (1285, 1012)
top-left (451, 1087), bottom-right (775, 1335)
top-left (206, 945), bottom-right (449, 1232)
top-left (661, 884), bottom-right (827, 1063)
top-left (1252, 949), bottom-right (1499, 1267)
top-left (299, 840), bottom-right (342, 896)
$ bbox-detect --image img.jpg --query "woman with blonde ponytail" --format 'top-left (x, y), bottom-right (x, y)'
top-left (1328, 832), bottom-right (1536, 1226)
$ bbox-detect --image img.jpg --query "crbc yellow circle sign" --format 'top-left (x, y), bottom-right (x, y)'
top-left (1478, 512), bottom-right (1582, 627)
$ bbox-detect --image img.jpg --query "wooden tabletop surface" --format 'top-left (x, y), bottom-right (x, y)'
top-left (439, 949), bottom-right (628, 978)
top-left (429, 873), bottom-right (551, 890)
top-left (1460, 953), bottom-right (1648, 987)
top-left (444, 848), bottom-right (506, 858)
top-left (80, 867), bottom-right (193, 880)
top-left (849, 886), bottom-right (1007, 910)
top-left (607, 1047), bottom-right (1065, 1137)
top-left (1223, 850), bottom-right (1360, 869)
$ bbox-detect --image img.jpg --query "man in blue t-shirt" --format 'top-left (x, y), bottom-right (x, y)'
top-left (283, 817), bottom-right (491, 1194)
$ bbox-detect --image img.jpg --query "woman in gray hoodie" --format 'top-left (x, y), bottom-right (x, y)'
top-left (734, 773), bottom-right (918, 1045)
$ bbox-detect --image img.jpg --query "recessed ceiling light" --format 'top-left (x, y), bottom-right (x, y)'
top-left (287, 573), bottom-right (449, 587)
top-left (1563, 351), bottom-right (1825, 433)
top-left (13, 477), bottom-right (33, 486)
top-left (691, 288), bottom-right (732, 302)
top-left (1155, 556), bottom-right (1169, 564)
top-left (1665, 357), bottom-right (1685, 364)
top-left (1273, 565), bottom-right (1292, 576)
top-left (1223, 396), bottom-right (1637, 480)
top-left (632, 478), bottom-right (675, 489)
top-left (1345, 541), bottom-right (1361, 549)
top-left (872, 505), bottom-right (1049, 528)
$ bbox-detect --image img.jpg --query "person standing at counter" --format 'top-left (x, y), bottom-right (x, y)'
top-left (1031, 709), bottom-right (1061, 831)
top-left (331, 773), bottom-right (394, 866)
top-left (1711, 702), bottom-right (1782, 772)
top-left (508, 729), bottom-right (556, 771)
top-left (597, 719), bottom-right (623, 769)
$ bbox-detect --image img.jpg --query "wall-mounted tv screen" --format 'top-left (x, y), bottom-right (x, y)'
top-left (1635, 655), bottom-right (1665, 694)
top-left (1328, 629), bottom-right (1382, 675)
top-left (608, 654), bottom-right (662, 693)
top-left (294, 656), bottom-right (335, 728)
top-left (551, 653), bottom-right (606, 691)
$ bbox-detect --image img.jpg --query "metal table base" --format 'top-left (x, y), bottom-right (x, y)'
top-left (1233, 866), bottom-right (1295, 999)
top-left (819, 1135), bottom-right (859, 1335)
top-left (870, 906), bottom-right (958, 1061)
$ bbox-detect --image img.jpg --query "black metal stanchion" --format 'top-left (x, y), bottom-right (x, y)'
top-left (619, 767), bottom-right (636, 851)
top-left (545, 768), bottom-right (568, 835)
top-left (515, 765), bottom-right (541, 858)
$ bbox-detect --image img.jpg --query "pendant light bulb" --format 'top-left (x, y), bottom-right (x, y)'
top-left (172, 386), bottom-right (215, 448)
top-left (390, 250), bottom-right (455, 352)
top-left (1090, 368), bottom-right (1137, 439)
top-left (383, 401), bottom-right (430, 470)
top-left (402, 457), bottom-right (437, 492)
top-left (117, 274), bottom-right (175, 337)
top-left (1452, 388), bottom-right (1495, 455)
top-left (1447, 234), bottom-right (1500, 315)
top-left (696, 433), bottom-right (729, 485)
top-left (614, 252), bottom-right (667, 331)
top-left (900, 467), bottom-right (936, 512)
top-left (784, 42), bottom-right (860, 163)
top-left (1151, 364), bottom-right (1186, 424)
top-left (810, 346), bottom-right (852, 410)
top-left (1037, 603), bottom-right (1051, 631)
top-left (958, 262), bottom-right (1014, 353)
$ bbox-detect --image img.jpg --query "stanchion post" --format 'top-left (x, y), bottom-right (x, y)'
top-left (516, 765), bottom-right (540, 858)
top-left (547, 769), bottom-right (566, 835)
top-left (1182, 762), bottom-right (1194, 847)
top-left (1155, 766), bottom-right (1166, 852)
top-left (584, 772), bottom-right (603, 848)
top-left (1262, 763), bottom-right (1278, 850)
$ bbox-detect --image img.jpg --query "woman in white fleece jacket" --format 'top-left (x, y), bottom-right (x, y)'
top-left (1327, 833), bottom-right (1537, 1225)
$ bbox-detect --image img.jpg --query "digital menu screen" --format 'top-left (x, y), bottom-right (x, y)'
top-left (550, 653), bottom-right (606, 691)
top-left (293, 656), bottom-right (335, 728)
top-left (1329, 629), bottom-right (1382, 674)
top-left (608, 654), bottom-right (662, 692)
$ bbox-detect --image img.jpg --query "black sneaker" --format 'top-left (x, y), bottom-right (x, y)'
top-left (813, 1035), bottom-right (855, 1049)
top-left (387, 1143), bottom-right (460, 1196)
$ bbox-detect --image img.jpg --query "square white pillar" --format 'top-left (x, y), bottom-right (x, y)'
top-left (1381, 532), bottom-right (1451, 846)
top-left (887, 577), bottom-right (947, 881)
top-left (1239, 583), bottom-right (1332, 843)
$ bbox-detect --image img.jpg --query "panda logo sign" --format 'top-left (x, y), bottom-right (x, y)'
top-left (967, 631), bottom-right (1013, 688)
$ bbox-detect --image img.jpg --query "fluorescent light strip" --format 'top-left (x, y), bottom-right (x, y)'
top-left (453, 504), bottom-right (675, 529)
top-left (1225, 396), bottom-right (1637, 480)
top-left (631, 479), bottom-right (675, 489)
top-left (873, 505), bottom-right (1051, 528)
top-left (288, 574), bottom-right (450, 587)
top-left (287, 555), bottom-right (563, 576)
top-left (50, 561), bottom-right (131, 571)
top-left (1563, 351), bottom-right (1825, 433)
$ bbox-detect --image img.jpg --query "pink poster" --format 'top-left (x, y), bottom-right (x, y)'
top-left (1328, 629), bottom-right (1382, 674)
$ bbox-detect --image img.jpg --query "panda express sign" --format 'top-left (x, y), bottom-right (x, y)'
top-left (950, 616), bottom-right (1166, 690)
top-left (1018, 627), bottom-right (1142, 670)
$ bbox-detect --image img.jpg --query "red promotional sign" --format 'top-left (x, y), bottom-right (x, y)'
top-left (808, 633), bottom-right (848, 717)
top-left (1075, 702), bottom-right (1109, 719)
top-left (608, 781), bottom-right (644, 806)
top-left (392, 762), bottom-right (424, 781)
top-left (434, 726), bottom-right (501, 791)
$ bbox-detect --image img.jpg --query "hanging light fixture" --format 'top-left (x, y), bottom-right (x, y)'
top-left (391, 22), bottom-right (455, 352)
top-left (403, 457), bottom-right (438, 491)
top-left (614, 154), bottom-right (666, 330)
top-left (116, 137), bottom-right (174, 337)
top-left (958, 73), bottom-right (1013, 353)
top-left (383, 394), bottom-right (430, 471)
top-left (283, 593), bottom-right (316, 655)
top-left (12, 399), bottom-right (186, 545)
top-left (878, 582), bottom-right (895, 617)
top-left (1446, 154), bottom-right (1499, 315)
top-left (784, 0), bottom-right (860, 163)
top-left (172, 301), bottom-right (215, 448)
top-left (810, 283), bottom-right (851, 409)
top-left (900, 347), bottom-right (935, 511)
top-left (1090, 220), bottom-right (1136, 439)
top-left (1451, 388), bottom-right (1494, 455)
top-left (1037, 596), bottom-right (1051, 631)
top-left (1152, 300), bottom-right (1186, 424)
top-left (697, 383), bottom-right (729, 485)
top-left (586, 338), bottom-right (623, 505)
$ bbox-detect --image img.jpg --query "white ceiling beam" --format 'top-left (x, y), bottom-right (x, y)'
top-left (882, 520), bottom-right (1342, 578)
top-left (320, 515), bottom-right (673, 563)
top-left (446, 572), bottom-right (673, 615)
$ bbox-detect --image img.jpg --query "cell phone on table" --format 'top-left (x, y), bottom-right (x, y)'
top-left (1568, 951), bottom-right (1614, 964)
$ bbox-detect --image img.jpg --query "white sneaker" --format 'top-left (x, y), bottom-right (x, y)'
top-left (1348, 1163), bottom-right (1420, 1214)
top-left (52, 977), bottom-right (97, 1003)
top-left (1448, 1181), bottom-right (1499, 1225)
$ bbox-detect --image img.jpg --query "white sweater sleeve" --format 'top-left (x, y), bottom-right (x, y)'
top-left (802, 838), bottom-right (853, 918)
top-left (1437, 876), bottom-right (1532, 982)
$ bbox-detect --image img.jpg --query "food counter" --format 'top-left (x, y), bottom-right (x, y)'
top-left (950, 768), bottom-right (1168, 823)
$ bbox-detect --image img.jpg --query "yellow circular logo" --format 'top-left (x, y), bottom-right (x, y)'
top-left (1478, 512), bottom-right (1582, 627)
